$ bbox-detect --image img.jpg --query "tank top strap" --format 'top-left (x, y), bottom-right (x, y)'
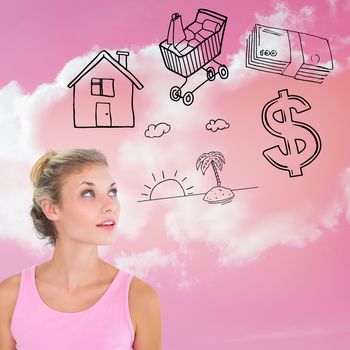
top-left (117, 269), bottom-right (135, 291)
top-left (18, 264), bottom-right (37, 303)
top-left (119, 269), bottom-right (135, 336)
top-left (86, 268), bottom-right (135, 307)
top-left (104, 268), bottom-right (135, 338)
top-left (10, 265), bottom-right (37, 337)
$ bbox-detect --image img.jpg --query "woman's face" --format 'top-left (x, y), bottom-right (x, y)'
top-left (53, 164), bottom-right (120, 245)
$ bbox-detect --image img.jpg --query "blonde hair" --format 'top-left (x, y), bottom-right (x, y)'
top-left (30, 148), bottom-right (109, 247)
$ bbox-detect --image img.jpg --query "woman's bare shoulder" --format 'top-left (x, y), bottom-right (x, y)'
top-left (128, 275), bottom-right (161, 322)
top-left (129, 275), bottom-right (159, 301)
top-left (0, 272), bottom-right (21, 315)
top-left (0, 273), bottom-right (21, 294)
top-left (0, 273), bottom-right (21, 349)
top-left (128, 275), bottom-right (162, 348)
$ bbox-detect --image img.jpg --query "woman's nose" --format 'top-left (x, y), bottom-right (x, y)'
top-left (102, 195), bottom-right (119, 213)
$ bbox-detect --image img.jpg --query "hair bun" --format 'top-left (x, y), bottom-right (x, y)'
top-left (30, 150), bottom-right (58, 186)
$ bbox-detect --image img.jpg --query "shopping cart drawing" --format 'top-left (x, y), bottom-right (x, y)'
top-left (159, 9), bottom-right (229, 106)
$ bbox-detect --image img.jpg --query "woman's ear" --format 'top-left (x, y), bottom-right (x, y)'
top-left (41, 198), bottom-right (60, 221)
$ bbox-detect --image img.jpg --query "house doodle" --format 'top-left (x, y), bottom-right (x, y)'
top-left (67, 50), bottom-right (143, 128)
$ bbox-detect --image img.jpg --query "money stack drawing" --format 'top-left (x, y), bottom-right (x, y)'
top-left (159, 9), bottom-right (229, 106)
top-left (246, 24), bottom-right (333, 83)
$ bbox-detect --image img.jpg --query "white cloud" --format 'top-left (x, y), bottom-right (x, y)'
top-left (218, 211), bottom-right (322, 266)
top-left (255, 1), bottom-right (316, 31)
top-left (0, 79), bottom-right (67, 250)
top-left (0, 82), bottom-right (37, 162)
top-left (116, 188), bottom-right (154, 240)
top-left (338, 35), bottom-right (350, 46)
top-left (163, 191), bottom-right (347, 266)
top-left (113, 248), bottom-right (178, 280)
top-left (0, 48), bottom-right (128, 249)
top-left (321, 201), bottom-right (343, 230)
top-left (327, 35), bottom-right (350, 73)
top-left (165, 197), bottom-right (249, 245)
top-left (0, 50), bottom-right (112, 251)
top-left (327, 0), bottom-right (338, 16)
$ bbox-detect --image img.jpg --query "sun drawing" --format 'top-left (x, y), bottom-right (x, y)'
top-left (139, 170), bottom-right (194, 202)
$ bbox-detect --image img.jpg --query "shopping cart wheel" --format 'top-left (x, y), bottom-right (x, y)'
top-left (170, 86), bottom-right (181, 101)
top-left (206, 67), bottom-right (216, 81)
top-left (183, 92), bottom-right (194, 106)
top-left (218, 65), bottom-right (229, 79)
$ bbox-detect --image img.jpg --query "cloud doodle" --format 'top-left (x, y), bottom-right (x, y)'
top-left (206, 118), bottom-right (230, 132)
top-left (145, 122), bottom-right (171, 138)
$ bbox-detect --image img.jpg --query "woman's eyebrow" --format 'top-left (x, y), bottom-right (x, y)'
top-left (79, 181), bottom-right (116, 187)
top-left (79, 181), bottom-right (94, 186)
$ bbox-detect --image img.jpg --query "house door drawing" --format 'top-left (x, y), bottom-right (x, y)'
top-left (95, 102), bottom-right (112, 126)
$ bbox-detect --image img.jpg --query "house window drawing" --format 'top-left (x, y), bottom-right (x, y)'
top-left (67, 50), bottom-right (143, 128)
top-left (91, 78), bottom-right (115, 97)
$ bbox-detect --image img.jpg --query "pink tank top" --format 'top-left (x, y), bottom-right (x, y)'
top-left (10, 265), bottom-right (135, 349)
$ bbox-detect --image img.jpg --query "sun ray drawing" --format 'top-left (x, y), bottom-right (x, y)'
top-left (138, 170), bottom-right (197, 202)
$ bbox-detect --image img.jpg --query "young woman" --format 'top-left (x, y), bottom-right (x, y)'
top-left (0, 148), bottom-right (162, 349)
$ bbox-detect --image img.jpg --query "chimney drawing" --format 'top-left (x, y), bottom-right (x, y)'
top-left (116, 51), bottom-right (129, 69)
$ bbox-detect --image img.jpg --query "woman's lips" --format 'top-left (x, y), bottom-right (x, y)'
top-left (96, 219), bottom-right (115, 231)
top-left (97, 224), bottom-right (115, 231)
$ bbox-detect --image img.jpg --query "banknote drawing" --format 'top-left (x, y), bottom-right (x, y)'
top-left (159, 9), bottom-right (229, 106)
top-left (67, 50), bottom-right (143, 128)
top-left (246, 24), bottom-right (333, 83)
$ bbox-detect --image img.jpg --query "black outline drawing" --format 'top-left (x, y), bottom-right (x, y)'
top-left (159, 9), bottom-right (229, 106)
top-left (206, 118), bottom-right (230, 132)
top-left (91, 78), bottom-right (115, 97)
top-left (195, 151), bottom-right (258, 205)
top-left (246, 24), bottom-right (333, 83)
top-left (262, 89), bottom-right (322, 177)
top-left (67, 50), bottom-right (143, 128)
top-left (95, 102), bottom-right (112, 126)
top-left (138, 151), bottom-right (258, 205)
top-left (196, 151), bottom-right (234, 204)
top-left (145, 122), bottom-right (171, 138)
top-left (138, 170), bottom-right (195, 202)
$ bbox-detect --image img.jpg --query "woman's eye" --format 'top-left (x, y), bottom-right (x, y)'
top-left (82, 190), bottom-right (94, 197)
top-left (109, 188), bottom-right (118, 197)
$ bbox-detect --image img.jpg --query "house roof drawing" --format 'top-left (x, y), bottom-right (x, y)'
top-left (67, 50), bottom-right (144, 90)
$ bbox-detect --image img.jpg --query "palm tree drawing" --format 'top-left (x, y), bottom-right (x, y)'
top-left (196, 151), bottom-right (234, 204)
top-left (196, 151), bottom-right (225, 186)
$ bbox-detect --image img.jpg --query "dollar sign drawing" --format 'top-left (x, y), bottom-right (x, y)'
top-left (262, 89), bottom-right (321, 177)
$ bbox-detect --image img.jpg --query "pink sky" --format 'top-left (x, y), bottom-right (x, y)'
top-left (0, 1), bottom-right (349, 349)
